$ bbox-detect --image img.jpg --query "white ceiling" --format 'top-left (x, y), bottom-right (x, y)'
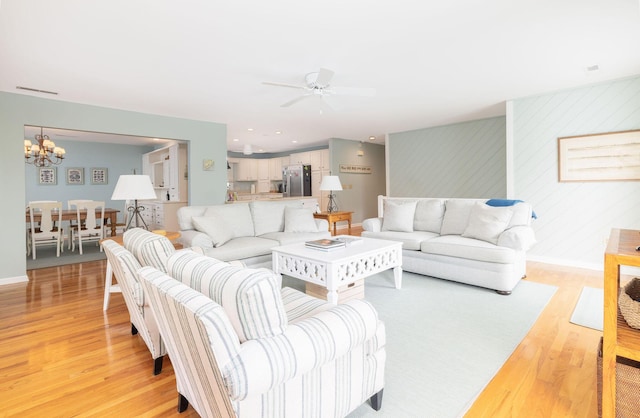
top-left (2, 1), bottom-right (640, 153)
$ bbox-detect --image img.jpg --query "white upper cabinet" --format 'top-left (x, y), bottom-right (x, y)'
top-left (289, 152), bottom-right (311, 165)
top-left (236, 158), bottom-right (258, 181)
top-left (257, 159), bottom-right (270, 180)
top-left (142, 143), bottom-right (188, 202)
top-left (269, 157), bottom-right (283, 180)
top-left (310, 149), bottom-right (330, 171)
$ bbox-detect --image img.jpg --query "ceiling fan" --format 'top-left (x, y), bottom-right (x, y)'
top-left (262, 68), bottom-right (375, 108)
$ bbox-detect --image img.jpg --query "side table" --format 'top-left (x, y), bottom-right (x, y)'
top-left (100, 231), bottom-right (181, 311)
top-left (313, 211), bottom-right (353, 236)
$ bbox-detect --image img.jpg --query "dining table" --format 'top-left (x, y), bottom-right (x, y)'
top-left (25, 208), bottom-right (120, 237)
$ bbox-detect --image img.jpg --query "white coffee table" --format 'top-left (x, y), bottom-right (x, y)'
top-left (271, 236), bottom-right (403, 304)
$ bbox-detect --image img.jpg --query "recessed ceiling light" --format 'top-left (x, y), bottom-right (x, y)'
top-left (369, 136), bottom-right (376, 141)
top-left (233, 138), bottom-right (239, 142)
top-left (292, 140), bottom-right (298, 143)
top-left (247, 128), bottom-right (254, 132)
top-left (275, 131), bottom-right (282, 135)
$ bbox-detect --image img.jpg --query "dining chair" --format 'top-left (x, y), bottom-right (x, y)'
top-left (70, 200), bottom-right (105, 255)
top-left (27, 201), bottom-right (63, 260)
top-left (67, 199), bottom-right (94, 249)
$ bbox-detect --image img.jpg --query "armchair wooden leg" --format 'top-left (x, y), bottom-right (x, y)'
top-left (178, 394), bottom-right (189, 413)
top-left (370, 389), bottom-right (383, 411)
top-left (131, 323), bottom-right (138, 335)
top-left (153, 356), bottom-right (163, 375)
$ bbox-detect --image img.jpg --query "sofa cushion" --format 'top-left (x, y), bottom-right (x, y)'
top-left (284, 207), bottom-right (318, 233)
top-left (506, 202), bottom-right (532, 228)
top-left (176, 205), bottom-right (208, 231)
top-left (462, 202), bottom-right (513, 244)
top-left (204, 203), bottom-right (254, 238)
top-left (382, 200), bottom-right (417, 232)
top-left (192, 216), bottom-right (234, 247)
top-left (203, 236), bottom-right (277, 262)
top-left (123, 228), bottom-right (175, 273)
top-left (261, 230), bottom-right (331, 246)
top-left (167, 250), bottom-right (287, 343)
top-left (414, 199), bottom-right (446, 233)
top-left (251, 200), bottom-right (303, 236)
top-left (440, 199), bottom-right (477, 235)
top-left (361, 230), bottom-right (438, 251)
top-left (421, 235), bottom-right (517, 264)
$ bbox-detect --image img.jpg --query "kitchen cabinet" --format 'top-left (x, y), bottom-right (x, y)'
top-left (289, 152), bottom-right (311, 165)
top-left (310, 148), bottom-right (330, 170)
top-left (258, 159), bottom-right (270, 180)
top-left (142, 143), bottom-right (188, 202)
top-left (602, 228), bottom-right (640, 417)
top-left (269, 157), bottom-right (283, 180)
top-left (236, 158), bottom-right (258, 181)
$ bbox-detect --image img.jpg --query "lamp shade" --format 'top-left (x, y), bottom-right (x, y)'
top-left (111, 175), bottom-right (157, 200)
top-left (319, 175), bottom-right (343, 191)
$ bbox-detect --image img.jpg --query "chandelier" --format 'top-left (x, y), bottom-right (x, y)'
top-left (24, 127), bottom-right (66, 167)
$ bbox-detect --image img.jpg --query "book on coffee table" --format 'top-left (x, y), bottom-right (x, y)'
top-left (305, 238), bottom-right (346, 251)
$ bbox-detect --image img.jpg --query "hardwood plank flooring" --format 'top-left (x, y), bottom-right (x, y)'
top-left (2, 231), bottom-right (607, 417)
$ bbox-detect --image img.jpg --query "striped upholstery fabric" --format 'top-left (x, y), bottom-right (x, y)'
top-left (102, 240), bottom-right (166, 364)
top-left (123, 228), bottom-right (175, 273)
top-left (281, 286), bottom-right (334, 323)
top-left (138, 267), bottom-right (238, 418)
top-left (138, 266), bottom-right (386, 417)
top-left (167, 250), bottom-right (287, 342)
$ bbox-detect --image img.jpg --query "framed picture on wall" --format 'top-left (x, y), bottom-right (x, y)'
top-left (38, 167), bottom-right (57, 185)
top-left (66, 167), bottom-right (84, 185)
top-left (91, 167), bottom-right (108, 185)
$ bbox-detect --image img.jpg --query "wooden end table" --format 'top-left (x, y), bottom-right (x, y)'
top-left (313, 211), bottom-right (353, 236)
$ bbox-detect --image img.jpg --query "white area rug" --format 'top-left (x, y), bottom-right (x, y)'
top-left (570, 286), bottom-right (604, 331)
top-left (283, 272), bottom-right (557, 418)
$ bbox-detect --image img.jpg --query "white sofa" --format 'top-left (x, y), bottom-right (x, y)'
top-left (362, 196), bottom-right (536, 294)
top-left (138, 249), bottom-right (386, 417)
top-left (177, 199), bottom-right (331, 267)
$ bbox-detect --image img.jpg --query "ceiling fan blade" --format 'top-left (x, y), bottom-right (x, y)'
top-left (315, 68), bottom-right (335, 86)
top-left (281, 94), bottom-right (313, 107)
top-left (262, 81), bottom-right (306, 90)
top-left (331, 86), bottom-right (376, 97)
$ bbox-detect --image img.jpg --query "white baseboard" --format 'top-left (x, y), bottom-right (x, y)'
top-left (0, 275), bottom-right (29, 285)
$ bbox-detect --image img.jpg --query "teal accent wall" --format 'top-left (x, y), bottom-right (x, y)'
top-left (329, 139), bottom-right (386, 223)
top-left (511, 75), bottom-right (640, 268)
top-left (388, 116), bottom-right (507, 197)
top-left (0, 92), bottom-right (227, 283)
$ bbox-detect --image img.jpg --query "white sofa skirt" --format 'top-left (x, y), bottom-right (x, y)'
top-left (402, 249), bottom-right (527, 294)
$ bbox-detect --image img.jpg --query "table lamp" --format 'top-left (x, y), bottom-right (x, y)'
top-left (319, 175), bottom-right (342, 213)
top-left (111, 175), bottom-right (157, 230)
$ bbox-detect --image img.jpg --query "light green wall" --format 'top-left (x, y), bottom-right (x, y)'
top-left (511, 75), bottom-right (640, 269)
top-left (329, 139), bottom-right (386, 223)
top-left (0, 92), bottom-right (227, 283)
top-left (388, 116), bottom-right (507, 197)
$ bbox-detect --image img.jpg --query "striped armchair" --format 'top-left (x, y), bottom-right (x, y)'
top-left (138, 250), bottom-right (386, 417)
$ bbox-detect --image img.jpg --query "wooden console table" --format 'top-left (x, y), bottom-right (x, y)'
top-left (602, 228), bottom-right (640, 417)
top-left (313, 211), bottom-right (353, 236)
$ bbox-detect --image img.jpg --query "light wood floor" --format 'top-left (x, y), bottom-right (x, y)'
top-left (1, 230), bottom-right (606, 417)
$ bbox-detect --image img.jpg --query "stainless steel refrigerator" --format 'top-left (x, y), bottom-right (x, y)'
top-left (282, 164), bottom-right (312, 197)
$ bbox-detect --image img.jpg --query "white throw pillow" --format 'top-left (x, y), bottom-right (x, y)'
top-left (414, 199), bottom-right (446, 233)
top-left (192, 216), bottom-right (234, 248)
top-left (284, 207), bottom-right (318, 232)
top-left (382, 200), bottom-right (417, 232)
top-left (204, 203), bottom-right (255, 238)
top-left (440, 199), bottom-right (476, 235)
top-left (462, 202), bottom-right (513, 244)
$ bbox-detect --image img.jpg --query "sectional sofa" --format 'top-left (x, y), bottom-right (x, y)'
top-left (362, 196), bottom-right (536, 294)
top-left (177, 199), bottom-right (331, 267)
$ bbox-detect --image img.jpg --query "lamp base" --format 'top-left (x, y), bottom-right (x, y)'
top-left (326, 193), bottom-right (338, 213)
top-left (124, 200), bottom-right (150, 230)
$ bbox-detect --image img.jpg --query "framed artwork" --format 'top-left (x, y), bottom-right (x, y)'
top-left (38, 167), bottom-right (57, 185)
top-left (66, 167), bottom-right (84, 185)
top-left (91, 167), bottom-right (108, 184)
top-left (558, 130), bottom-right (640, 182)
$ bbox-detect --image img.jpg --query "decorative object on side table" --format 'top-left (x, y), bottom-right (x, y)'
top-left (111, 174), bottom-right (157, 230)
top-left (319, 175), bottom-right (342, 213)
top-left (619, 277), bottom-right (640, 329)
